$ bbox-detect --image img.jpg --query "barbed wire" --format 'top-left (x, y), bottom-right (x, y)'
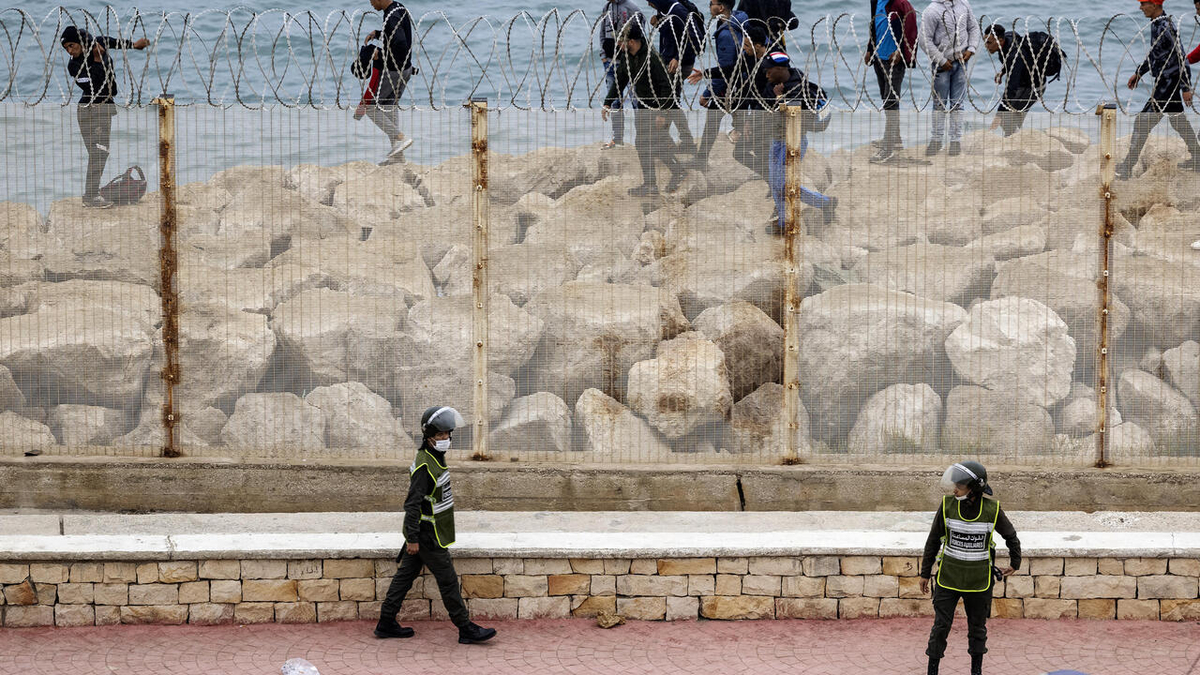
top-left (2, 7), bottom-right (1199, 112)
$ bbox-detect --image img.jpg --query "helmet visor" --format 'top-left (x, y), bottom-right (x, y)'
top-left (940, 464), bottom-right (977, 492)
top-left (425, 406), bottom-right (465, 434)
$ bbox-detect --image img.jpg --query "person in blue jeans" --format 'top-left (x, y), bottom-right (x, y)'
top-left (599, 0), bottom-right (644, 148)
top-left (918, 0), bottom-right (979, 156)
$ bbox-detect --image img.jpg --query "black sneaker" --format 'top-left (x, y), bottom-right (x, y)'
top-left (628, 183), bottom-right (659, 197)
top-left (82, 195), bottom-right (114, 209)
top-left (665, 171), bottom-right (685, 194)
top-left (948, 141), bottom-right (962, 157)
top-left (925, 140), bottom-right (943, 157)
top-left (458, 621), bottom-right (497, 644)
top-left (869, 146), bottom-right (898, 164)
top-left (1114, 164), bottom-right (1133, 180)
top-left (374, 620), bottom-right (414, 638)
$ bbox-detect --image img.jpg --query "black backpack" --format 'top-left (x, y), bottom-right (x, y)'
top-left (1025, 31), bottom-right (1066, 82)
top-left (98, 165), bottom-right (147, 206)
top-left (670, 0), bottom-right (707, 56)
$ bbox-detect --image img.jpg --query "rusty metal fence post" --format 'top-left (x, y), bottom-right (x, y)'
top-left (470, 97), bottom-right (491, 460)
top-left (1096, 103), bottom-right (1117, 467)
top-left (153, 95), bottom-right (181, 458)
top-left (782, 106), bottom-right (803, 464)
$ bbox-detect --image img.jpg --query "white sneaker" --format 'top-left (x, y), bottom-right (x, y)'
top-left (1191, 240), bottom-right (1200, 250)
top-left (386, 137), bottom-right (413, 162)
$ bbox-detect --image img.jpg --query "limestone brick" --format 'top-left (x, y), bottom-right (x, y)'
top-left (715, 574), bottom-right (741, 595)
top-left (1029, 558), bottom-right (1064, 576)
top-left (95, 606), bottom-right (121, 626)
top-left (36, 583), bottom-right (57, 605)
top-left (1169, 559), bottom-right (1200, 577)
top-left (103, 562), bottom-right (137, 583)
top-left (317, 601), bottom-right (359, 622)
top-left (591, 575), bottom-right (616, 596)
top-left (29, 564), bottom-right (68, 584)
top-left (1078, 598), bottom-right (1116, 620)
top-left (687, 575), bottom-right (715, 596)
top-left (375, 559), bottom-right (398, 578)
top-left (700, 596), bottom-right (774, 620)
top-left (548, 574), bottom-right (590, 596)
top-left (179, 581), bottom-right (210, 604)
top-left (569, 559), bottom-right (605, 575)
top-left (616, 596), bottom-right (666, 620)
top-left (992, 598), bottom-right (1023, 619)
top-left (1023, 598), bottom-right (1077, 619)
top-left (454, 558), bottom-right (493, 575)
top-left (1160, 599), bottom-right (1200, 621)
top-left (775, 598), bottom-right (838, 619)
top-left (1063, 558), bottom-right (1097, 576)
top-left (1097, 558), bottom-right (1124, 575)
top-left (275, 602), bottom-right (318, 623)
top-left (240, 560), bottom-right (287, 580)
top-left (1034, 576), bottom-right (1060, 598)
top-left (55, 605), bottom-right (96, 627)
top-left (158, 562), bottom-right (198, 583)
top-left (863, 575), bottom-right (899, 598)
top-left (136, 563), bottom-right (159, 584)
top-left (740, 575), bottom-right (781, 596)
top-left (5, 606), bottom-right (55, 627)
top-left (782, 576), bottom-right (825, 598)
top-left (69, 563), bottom-right (103, 583)
top-left (1005, 575), bottom-right (1034, 598)
top-left (54, 582), bottom-right (91, 605)
top-left (503, 575), bottom-right (548, 597)
top-left (839, 598), bottom-right (880, 619)
top-left (630, 559), bottom-right (657, 575)
top-left (882, 557), bottom-right (919, 577)
top-left (803, 556), bottom-right (840, 577)
top-left (129, 584), bottom-right (179, 606)
top-left (242, 579), bottom-right (298, 603)
top-left (210, 580), bottom-right (242, 604)
top-left (602, 559), bottom-right (631, 575)
top-left (658, 558), bottom-right (716, 575)
top-left (878, 599), bottom-right (933, 618)
top-left (462, 575), bottom-right (504, 599)
top-left (1059, 576), bottom-right (1136, 599)
top-left (198, 560), bottom-right (240, 580)
top-left (840, 557), bottom-right (882, 576)
top-left (287, 560), bottom-right (323, 580)
top-left (717, 557), bottom-right (749, 574)
top-left (0, 564), bottom-right (28, 584)
top-left (825, 576), bottom-right (864, 598)
top-left (297, 579), bottom-right (339, 602)
top-left (94, 583), bottom-right (128, 606)
top-left (1137, 575), bottom-right (1199, 599)
top-left (339, 578), bottom-right (375, 601)
top-left (322, 559), bottom-right (373, 579)
top-left (518, 596), bottom-right (571, 619)
top-left (1117, 599), bottom-right (1159, 620)
top-left (493, 559), bottom-right (524, 575)
top-left (666, 595), bottom-right (699, 621)
top-left (189, 603), bottom-right (235, 625)
top-left (898, 576), bottom-right (926, 599)
top-left (468, 598), bottom-right (519, 620)
top-left (571, 595), bottom-right (616, 618)
top-left (748, 557), bottom-right (803, 576)
top-left (617, 575), bottom-right (688, 597)
top-left (121, 605), bottom-right (188, 625)
top-left (524, 558), bottom-right (573, 575)
top-left (1125, 558), bottom-right (1168, 576)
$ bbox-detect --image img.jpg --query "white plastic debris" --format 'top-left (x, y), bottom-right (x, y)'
top-left (281, 658), bottom-right (320, 675)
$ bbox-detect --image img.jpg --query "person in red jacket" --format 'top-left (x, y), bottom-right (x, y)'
top-left (866, 0), bottom-right (919, 163)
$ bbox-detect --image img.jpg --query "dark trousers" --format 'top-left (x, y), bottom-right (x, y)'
top-left (670, 60), bottom-right (695, 150)
top-left (997, 84), bottom-right (1046, 136)
top-left (732, 110), bottom-right (774, 179)
top-left (1121, 97), bottom-right (1200, 169)
top-left (77, 103), bottom-right (116, 199)
top-left (633, 109), bottom-right (684, 186)
top-left (696, 103), bottom-right (726, 162)
top-left (379, 527), bottom-right (469, 627)
top-left (926, 583), bottom-right (992, 659)
top-left (873, 58), bottom-right (906, 149)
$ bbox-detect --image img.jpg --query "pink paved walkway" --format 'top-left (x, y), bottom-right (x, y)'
top-left (1, 618), bottom-right (1198, 675)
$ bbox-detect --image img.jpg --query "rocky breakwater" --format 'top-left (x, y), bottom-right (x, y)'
top-left (0, 127), bottom-right (1196, 459)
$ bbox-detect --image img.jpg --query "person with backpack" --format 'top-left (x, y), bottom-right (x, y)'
top-left (1116, 0), bottom-right (1200, 178)
top-left (598, 0), bottom-right (645, 149)
top-left (60, 26), bottom-right (150, 209)
top-left (686, 0), bottom-right (748, 169)
top-left (866, 0), bottom-right (919, 163)
top-left (604, 20), bottom-right (689, 196)
top-left (364, 0), bottom-right (416, 165)
top-left (376, 406), bottom-right (497, 645)
top-left (919, 0), bottom-right (980, 157)
top-left (985, 24), bottom-right (1065, 135)
top-left (920, 462), bottom-right (1022, 675)
top-left (647, 0), bottom-right (705, 151)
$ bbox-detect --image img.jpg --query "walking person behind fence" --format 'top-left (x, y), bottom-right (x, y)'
top-left (1117, 0), bottom-right (1200, 179)
top-left (647, 0), bottom-right (704, 152)
top-left (866, 0), bottom-right (919, 163)
top-left (599, 0), bottom-right (645, 149)
top-left (60, 26), bottom-right (150, 209)
top-left (365, 0), bottom-right (416, 165)
top-left (687, 0), bottom-right (748, 169)
top-left (985, 24), bottom-right (1066, 136)
top-left (919, 0), bottom-right (979, 157)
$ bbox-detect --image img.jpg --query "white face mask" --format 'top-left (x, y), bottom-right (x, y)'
top-left (433, 439), bottom-right (451, 452)
top-left (955, 493), bottom-right (969, 501)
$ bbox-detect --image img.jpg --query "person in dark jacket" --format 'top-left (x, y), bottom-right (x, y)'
top-left (376, 406), bottom-right (496, 645)
top-left (737, 0), bottom-right (797, 41)
top-left (920, 462), bottom-right (1021, 675)
top-left (365, 0), bottom-right (416, 165)
top-left (985, 25), bottom-right (1063, 135)
top-left (1116, 0), bottom-right (1200, 178)
top-left (60, 26), bottom-right (150, 208)
top-left (604, 21), bottom-right (689, 196)
top-left (646, 0), bottom-right (700, 150)
top-left (599, 0), bottom-right (645, 149)
top-left (865, 0), bottom-right (918, 163)
top-left (687, 0), bottom-right (748, 168)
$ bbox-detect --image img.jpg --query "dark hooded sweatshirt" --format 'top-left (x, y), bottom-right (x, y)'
top-left (646, 0), bottom-right (701, 68)
top-left (605, 42), bottom-right (677, 110)
top-left (1136, 14), bottom-right (1191, 103)
top-left (380, 1), bottom-right (414, 73)
top-left (63, 28), bottom-right (135, 105)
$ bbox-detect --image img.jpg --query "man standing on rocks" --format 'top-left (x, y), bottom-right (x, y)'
top-left (598, 0), bottom-right (645, 149)
top-left (60, 26), bottom-right (150, 209)
top-left (1116, 0), bottom-right (1200, 179)
top-left (984, 24), bottom-right (1066, 136)
top-left (646, 0), bottom-right (703, 151)
top-left (866, 0), bottom-right (919, 164)
top-left (376, 406), bottom-right (497, 645)
top-left (920, 461), bottom-right (1021, 675)
top-left (918, 0), bottom-right (979, 157)
top-left (603, 21), bottom-right (688, 196)
top-left (364, 0), bottom-right (416, 165)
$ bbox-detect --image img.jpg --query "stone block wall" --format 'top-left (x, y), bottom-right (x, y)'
top-left (2, 555), bottom-right (1198, 627)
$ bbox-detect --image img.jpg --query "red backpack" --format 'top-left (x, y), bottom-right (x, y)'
top-left (98, 165), bottom-right (147, 205)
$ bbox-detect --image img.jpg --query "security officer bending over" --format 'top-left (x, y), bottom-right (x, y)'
top-left (920, 461), bottom-right (1021, 675)
top-left (376, 406), bottom-right (497, 644)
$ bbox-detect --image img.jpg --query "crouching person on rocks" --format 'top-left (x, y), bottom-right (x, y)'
top-left (376, 406), bottom-right (497, 645)
top-left (920, 461), bottom-right (1021, 675)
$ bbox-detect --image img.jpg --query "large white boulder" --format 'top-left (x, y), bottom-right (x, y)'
top-left (851, 243), bottom-right (995, 307)
top-left (1117, 369), bottom-right (1199, 448)
top-left (304, 382), bottom-right (411, 454)
top-left (798, 284), bottom-right (967, 442)
top-left (437, 243), bottom-right (582, 305)
top-left (941, 385), bottom-right (1055, 454)
top-left (488, 392), bottom-right (573, 454)
top-left (1163, 341), bottom-right (1200, 408)
top-left (220, 393), bottom-right (326, 454)
top-left (48, 405), bottom-right (129, 446)
top-left (574, 388), bottom-right (673, 457)
top-left (652, 242), bottom-right (811, 322)
top-left (846, 383), bottom-right (942, 453)
top-left (268, 238), bottom-right (435, 306)
top-left (172, 305), bottom-right (275, 411)
top-left (1112, 256), bottom-right (1200, 350)
top-left (945, 297), bottom-right (1076, 409)
top-left (404, 295), bottom-right (544, 377)
top-left (0, 364), bottom-right (26, 411)
top-left (627, 334), bottom-right (733, 440)
top-left (0, 411), bottom-right (58, 450)
top-left (692, 301), bottom-right (783, 401)
top-left (724, 382), bottom-right (811, 455)
top-left (41, 198), bottom-right (161, 286)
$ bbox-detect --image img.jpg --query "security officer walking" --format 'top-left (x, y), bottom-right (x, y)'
top-left (375, 406), bottom-right (497, 644)
top-left (920, 461), bottom-right (1021, 675)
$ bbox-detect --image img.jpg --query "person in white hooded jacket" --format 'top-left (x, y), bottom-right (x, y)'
top-left (918, 0), bottom-right (979, 155)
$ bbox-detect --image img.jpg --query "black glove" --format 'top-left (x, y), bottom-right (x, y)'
top-left (991, 565), bottom-right (1004, 583)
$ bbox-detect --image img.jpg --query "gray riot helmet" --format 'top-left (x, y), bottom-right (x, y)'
top-left (939, 461), bottom-right (993, 495)
top-left (420, 406), bottom-right (465, 438)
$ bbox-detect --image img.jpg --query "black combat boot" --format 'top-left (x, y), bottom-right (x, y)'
top-left (458, 621), bottom-right (497, 644)
top-left (374, 619), bottom-right (414, 638)
top-left (926, 656), bottom-right (940, 675)
top-left (970, 653), bottom-right (983, 675)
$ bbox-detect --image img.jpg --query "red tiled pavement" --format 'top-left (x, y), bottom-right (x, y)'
top-left (1, 618), bottom-right (1198, 675)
